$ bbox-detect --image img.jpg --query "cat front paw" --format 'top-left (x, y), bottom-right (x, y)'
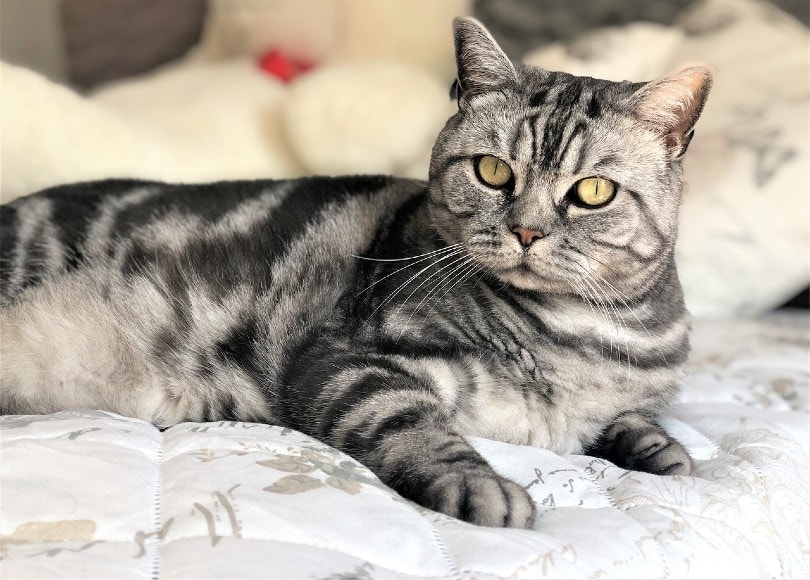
top-left (420, 471), bottom-right (536, 528)
top-left (590, 413), bottom-right (695, 476)
top-left (615, 429), bottom-right (694, 476)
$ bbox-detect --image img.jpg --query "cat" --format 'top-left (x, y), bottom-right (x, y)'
top-left (0, 18), bottom-right (711, 529)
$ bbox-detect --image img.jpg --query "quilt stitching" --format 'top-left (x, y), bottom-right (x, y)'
top-left (151, 431), bottom-right (164, 580)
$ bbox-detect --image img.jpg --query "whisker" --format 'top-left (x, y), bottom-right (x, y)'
top-left (397, 257), bottom-right (474, 334)
top-left (424, 260), bottom-right (481, 319)
top-left (564, 274), bottom-right (606, 365)
top-left (567, 247), bottom-right (668, 367)
top-left (355, 246), bottom-right (462, 296)
top-left (366, 250), bottom-right (464, 321)
top-left (441, 262), bottom-right (481, 301)
top-left (570, 247), bottom-right (652, 311)
top-left (392, 253), bottom-right (471, 321)
top-left (589, 270), bottom-right (668, 368)
top-left (569, 261), bottom-right (621, 363)
top-left (570, 258), bottom-right (635, 374)
top-left (587, 275), bottom-right (625, 367)
top-left (409, 257), bottom-right (472, 314)
top-left (575, 269), bottom-right (616, 349)
top-left (590, 275), bottom-right (634, 375)
top-left (350, 244), bottom-right (461, 262)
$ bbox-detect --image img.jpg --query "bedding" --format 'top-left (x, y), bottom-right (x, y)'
top-left (2, 312), bottom-right (808, 579)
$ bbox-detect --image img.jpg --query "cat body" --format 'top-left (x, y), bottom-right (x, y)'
top-left (0, 18), bottom-right (711, 528)
top-left (0, 176), bottom-right (685, 444)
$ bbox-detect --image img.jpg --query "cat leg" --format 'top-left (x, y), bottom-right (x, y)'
top-left (285, 349), bottom-right (536, 528)
top-left (353, 403), bottom-right (535, 528)
top-left (587, 411), bottom-right (693, 475)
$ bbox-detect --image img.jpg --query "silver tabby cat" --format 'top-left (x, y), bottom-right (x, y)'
top-left (0, 18), bottom-right (711, 528)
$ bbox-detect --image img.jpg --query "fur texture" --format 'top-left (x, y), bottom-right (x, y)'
top-left (0, 18), bottom-right (711, 528)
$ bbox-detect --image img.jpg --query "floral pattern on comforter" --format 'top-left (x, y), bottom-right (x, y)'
top-left (2, 313), bottom-right (808, 578)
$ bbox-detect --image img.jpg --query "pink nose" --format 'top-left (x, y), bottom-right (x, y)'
top-left (511, 226), bottom-right (544, 248)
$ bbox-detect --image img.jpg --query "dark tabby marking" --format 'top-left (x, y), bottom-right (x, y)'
top-left (0, 18), bottom-right (712, 528)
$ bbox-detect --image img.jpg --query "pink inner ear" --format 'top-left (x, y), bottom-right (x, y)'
top-left (633, 66), bottom-right (713, 138)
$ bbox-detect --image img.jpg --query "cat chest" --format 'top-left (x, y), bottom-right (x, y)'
top-left (415, 349), bottom-right (674, 454)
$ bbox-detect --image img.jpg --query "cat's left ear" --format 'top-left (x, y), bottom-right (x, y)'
top-left (453, 17), bottom-right (518, 104)
top-left (630, 66), bottom-right (714, 160)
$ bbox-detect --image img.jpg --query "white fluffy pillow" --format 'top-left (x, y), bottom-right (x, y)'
top-left (0, 59), bottom-right (303, 203)
top-left (93, 59), bottom-right (303, 179)
top-left (283, 61), bottom-right (454, 178)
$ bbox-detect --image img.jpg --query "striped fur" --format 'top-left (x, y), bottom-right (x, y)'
top-left (0, 18), bottom-right (711, 528)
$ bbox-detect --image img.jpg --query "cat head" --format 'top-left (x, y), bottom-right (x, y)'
top-left (429, 17), bottom-right (712, 300)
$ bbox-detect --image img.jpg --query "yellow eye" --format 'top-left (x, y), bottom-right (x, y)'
top-left (476, 155), bottom-right (513, 188)
top-left (576, 177), bottom-right (616, 206)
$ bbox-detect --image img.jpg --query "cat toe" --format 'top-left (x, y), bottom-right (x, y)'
top-left (652, 446), bottom-right (694, 476)
top-left (630, 432), bottom-right (669, 460)
top-left (639, 442), bottom-right (694, 476)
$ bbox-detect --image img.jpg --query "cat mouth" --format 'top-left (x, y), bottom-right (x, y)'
top-left (492, 257), bottom-right (568, 292)
top-left (490, 250), bottom-right (538, 275)
top-left (500, 263), bottom-right (550, 283)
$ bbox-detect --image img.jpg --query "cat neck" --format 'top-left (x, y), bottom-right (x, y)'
top-left (477, 256), bottom-right (684, 322)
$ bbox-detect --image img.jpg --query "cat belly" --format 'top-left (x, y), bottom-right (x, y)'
top-left (454, 387), bottom-right (605, 454)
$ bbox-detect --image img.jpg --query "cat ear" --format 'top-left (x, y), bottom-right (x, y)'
top-left (453, 17), bottom-right (518, 103)
top-left (630, 66), bottom-right (713, 160)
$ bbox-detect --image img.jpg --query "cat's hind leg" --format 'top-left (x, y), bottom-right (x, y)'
top-left (587, 411), bottom-right (693, 475)
top-left (0, 275), bottom-right (167, 421)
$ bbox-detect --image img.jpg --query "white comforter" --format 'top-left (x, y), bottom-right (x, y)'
top-left (2, 314), bottom-right (808, 579)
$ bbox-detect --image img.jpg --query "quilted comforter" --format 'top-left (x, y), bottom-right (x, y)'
top-left (1, 313), bottom-right (808, 579)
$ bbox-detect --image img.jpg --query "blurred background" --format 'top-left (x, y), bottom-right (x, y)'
top-left (0, 0), bottom-right (808, 319)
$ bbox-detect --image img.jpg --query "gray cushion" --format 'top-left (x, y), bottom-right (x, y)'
top-left (61, 0), bottom-right (207, 90)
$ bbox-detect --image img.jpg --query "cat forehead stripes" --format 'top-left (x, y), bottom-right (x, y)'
top-left (513, 74), bottom-right (636, 172)
top-left (450, 16), bottom-right (712, 164)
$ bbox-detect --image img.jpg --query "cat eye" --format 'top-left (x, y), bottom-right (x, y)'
top-left (476, 155), bottom-right (513, 188)
top-left (575, 177), bottom-right (616, 207)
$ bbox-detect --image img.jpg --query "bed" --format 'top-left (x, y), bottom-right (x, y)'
top-left (2, 313), bottom-right (807, 578)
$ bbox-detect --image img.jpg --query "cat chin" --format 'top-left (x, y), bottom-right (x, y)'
top-left (495, 266), bottom-right (569, 295)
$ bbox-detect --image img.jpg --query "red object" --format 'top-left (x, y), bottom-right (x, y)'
top-left (258, 49), bottom-right (314, 83)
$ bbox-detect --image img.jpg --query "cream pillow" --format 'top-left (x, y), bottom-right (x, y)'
top-left (199, 0), bottom-right (469, 78)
